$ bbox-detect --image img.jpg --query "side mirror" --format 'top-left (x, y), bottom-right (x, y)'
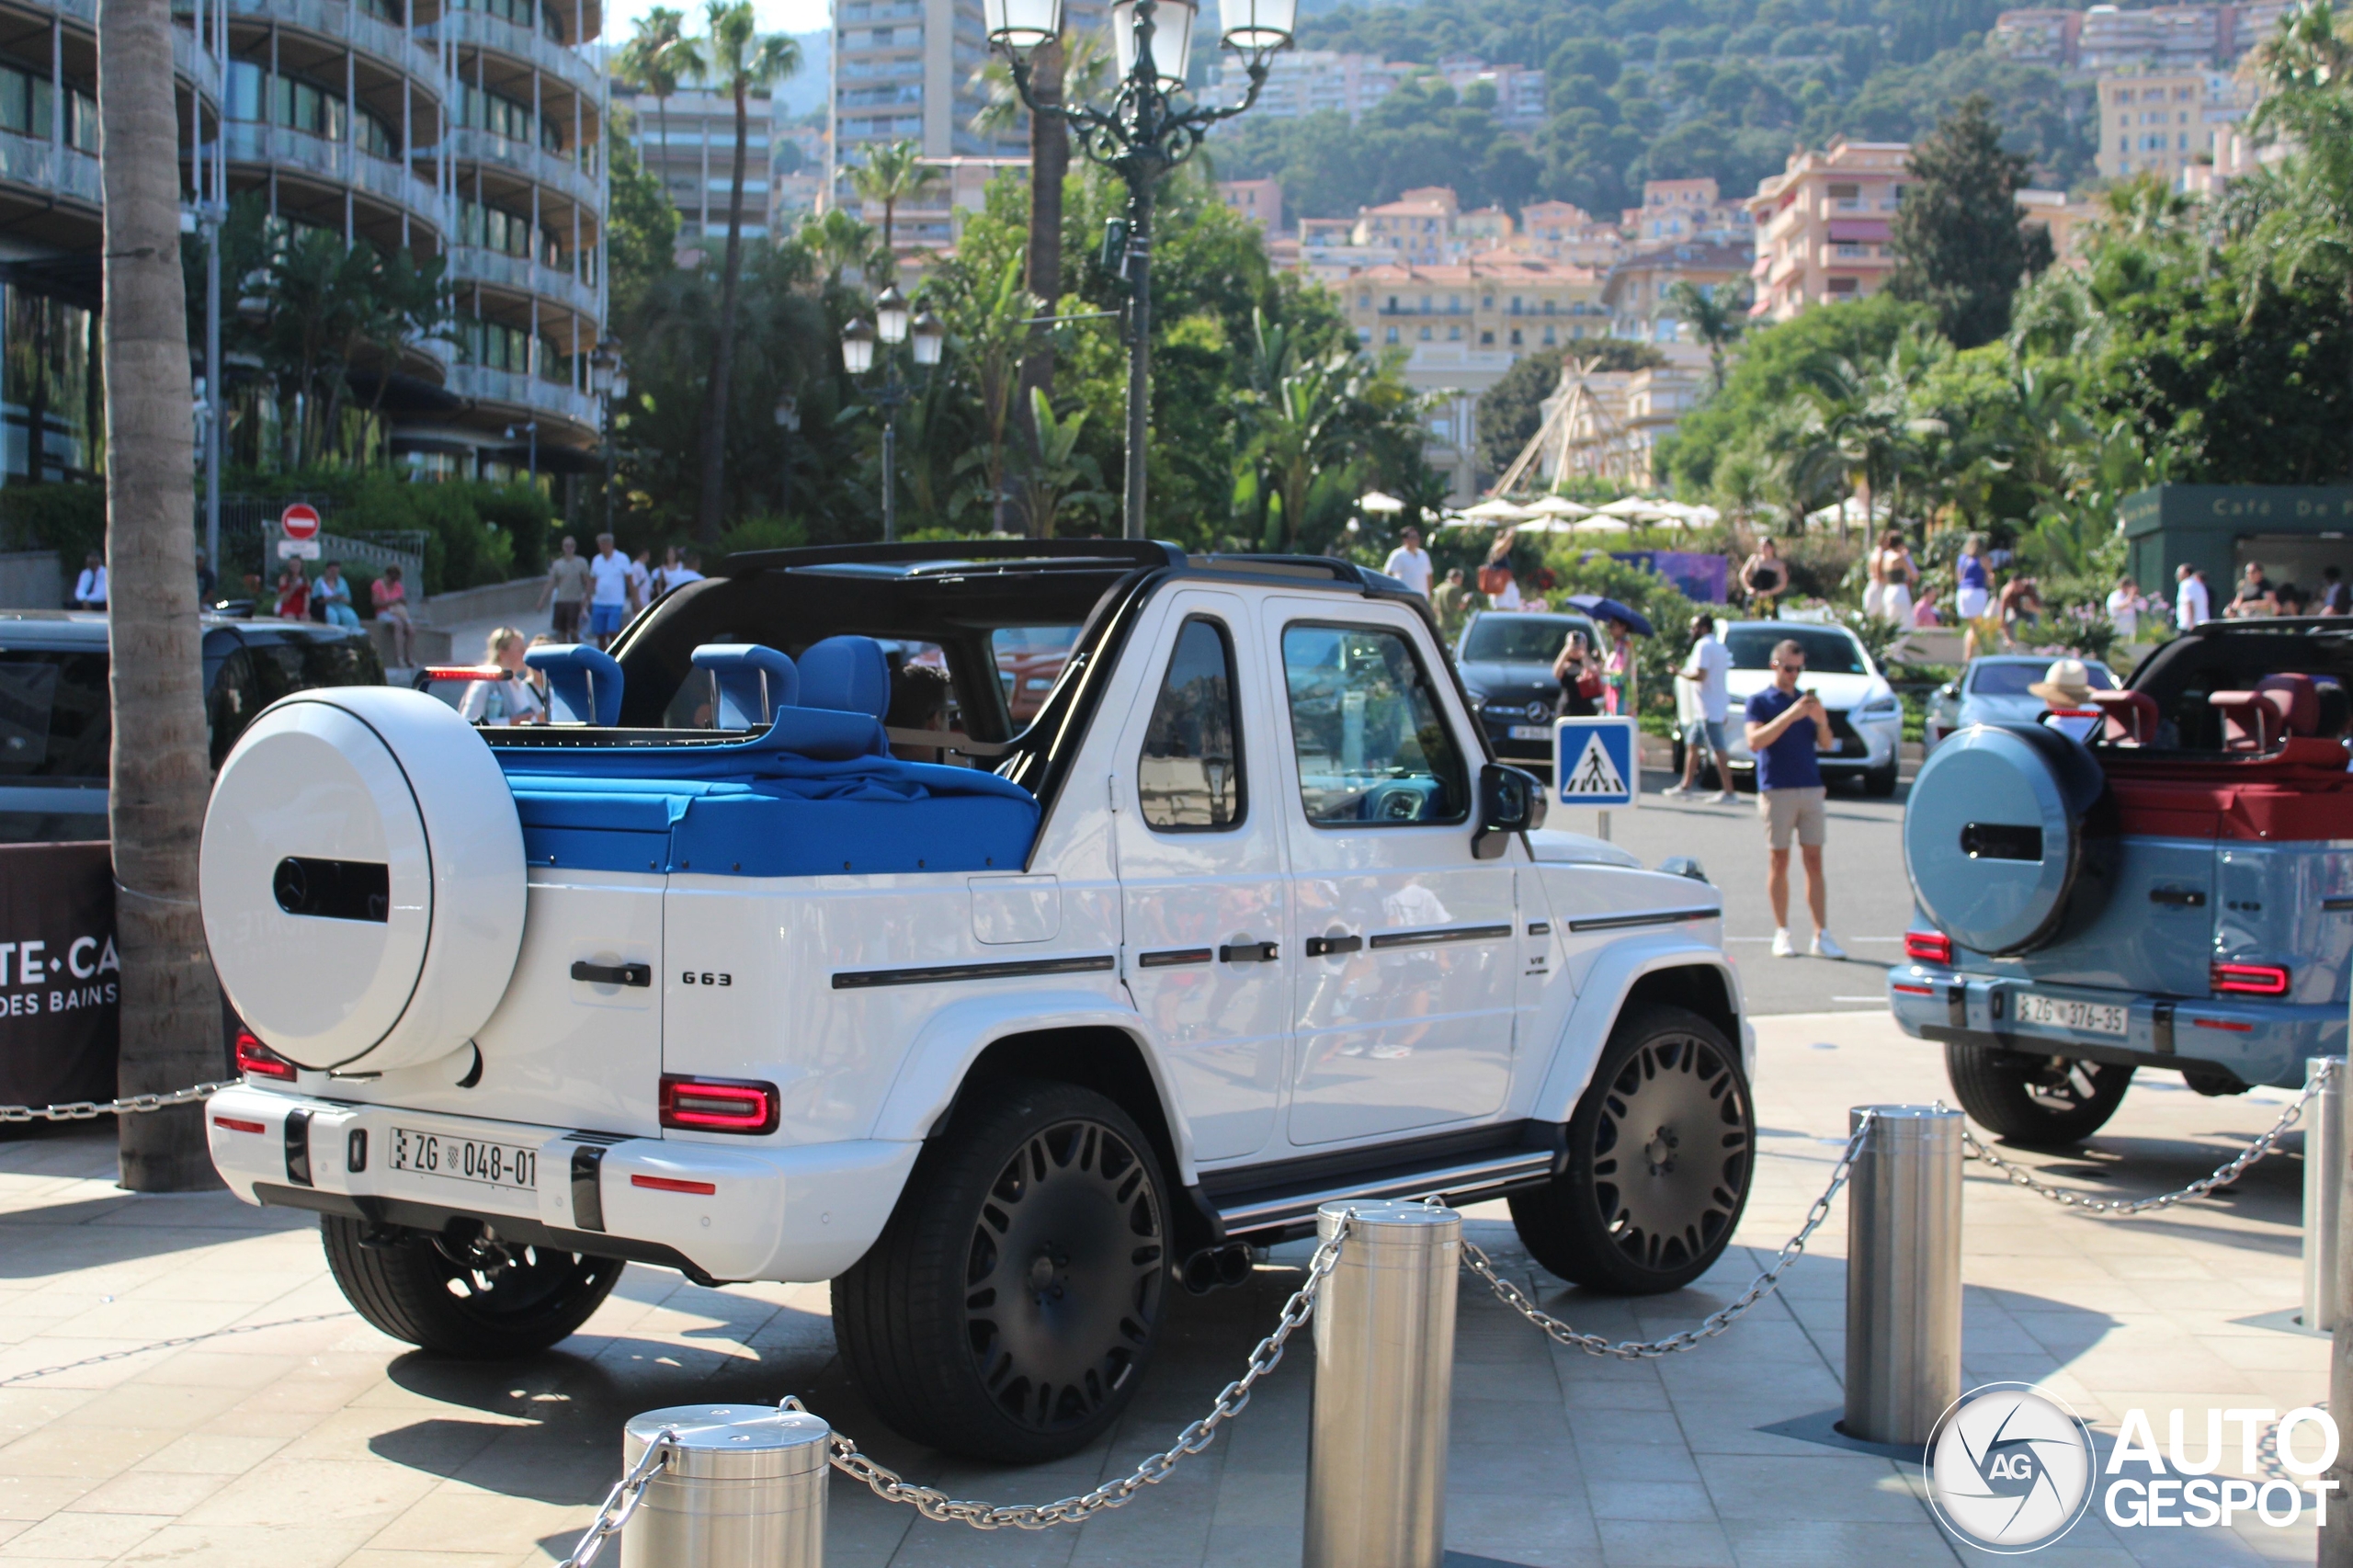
top-left (1472, 762), bottom-right (1547, 860)
top-left (1938, 683), bottom-right (1959, 699)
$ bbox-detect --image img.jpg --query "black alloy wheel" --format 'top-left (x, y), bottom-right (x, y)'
top-left (833, 1081), bottom-right (1169, 1461)
top-left (321, 1215), bottom-right (624, 1358)
top-left (1512, 1005), bottom-right (1755, 1293)
top-left (1945, 1040), bottom-right (2134, 1146)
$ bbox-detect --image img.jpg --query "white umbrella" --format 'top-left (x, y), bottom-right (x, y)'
top-left (1438, 513), bottom-right (1495, 528)
top-left (1572, 516), bottom-right (1632, 534)
top-left (1460, 497), bottom-right (1530, 523)
top-left (1598, 495), bottom-right (1672, 519)
top-left (1358, 491), bottom-right (1405, 514)
top-left (1523, 494), bottom-right (1594, 519)
top-left (1513, 517), bottom-right (1583, 534)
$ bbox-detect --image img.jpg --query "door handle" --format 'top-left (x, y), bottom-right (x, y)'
top-left (2148, 888), bottom-right (2207, 908)
top-left (1303, 934), bottom-right (1363, 958)
top-left (1218, 941), bottom-right (1279, 964)
top-left (571, 960), bottom-right (653, 987)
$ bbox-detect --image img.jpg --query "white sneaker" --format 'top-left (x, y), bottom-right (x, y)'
top-left (1662, 783), bottom-right (1689, 799)
top-left (1812, 930), bottom-right (1848, 960)
top-left (1771, 928), bottom-right (1797, 958)
top-left (1712, 790), bottom-right (1738, 803)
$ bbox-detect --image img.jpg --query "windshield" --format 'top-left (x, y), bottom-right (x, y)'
top-left (992, 625), bottom-right (1080, 724)
top-left (1725, 626), bottom-right (1869, 676)
top-left (1461, 615), bottom-right (1597, 664)
top-left (1970, 662), bottom-right (2117, 698)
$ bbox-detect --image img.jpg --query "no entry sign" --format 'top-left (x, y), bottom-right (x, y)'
top-left (279, 502), bottom-right (321, 541)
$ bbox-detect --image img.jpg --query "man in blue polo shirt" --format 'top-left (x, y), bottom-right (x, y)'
top-left (1745, 637), bottom-right (1844, 960)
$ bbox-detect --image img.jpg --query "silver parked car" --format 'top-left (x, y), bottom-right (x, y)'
top-left (1921, 655), bottom-right (2118, 754)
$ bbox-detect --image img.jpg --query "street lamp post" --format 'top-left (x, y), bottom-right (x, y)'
top-left (590, 338), bottom-right (625, 537)
top-left (772, 392), bottom-right (801, 517)
top-left (505, 422), bottom-right (540, 486)
top-left (842, 291), bottom-right (945, 543)
top-left (985, 0), bottom-right (1295, 540)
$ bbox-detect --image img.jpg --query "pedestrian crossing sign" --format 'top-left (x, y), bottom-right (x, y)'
top-left (1553, 717), bottom-right (1638, 810)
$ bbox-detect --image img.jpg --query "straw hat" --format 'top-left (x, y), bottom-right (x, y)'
top-left (2029, 657), bottom-right (2095, 707)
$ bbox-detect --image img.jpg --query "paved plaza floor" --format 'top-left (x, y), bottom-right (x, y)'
top-left (0, 1011), bottom-right (2328, 1566)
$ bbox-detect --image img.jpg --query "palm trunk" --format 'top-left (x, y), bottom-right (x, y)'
top-left (1006, 37), bottom-right (1066, 537)
top-left (101, 0), bottom-right (223, 1190)
top-left (694, 79), bottom-right (750, 543)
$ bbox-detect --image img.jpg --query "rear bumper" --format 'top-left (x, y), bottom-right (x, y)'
top-left (1884, 965), bottom-right (2342, 1090)
top-left (205, 1085), bottom-right (917, 1283)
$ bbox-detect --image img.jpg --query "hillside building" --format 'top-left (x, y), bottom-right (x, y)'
top-left (1991, 2), bottom-right (2297, 69)
top-left (2094, 63), bottom-right (2255, 185)
top-left (1745, 139), bottom-right (1915, 322)
top-left (1620, 178), bottom-right (1753, 248)
top-left (1600, 242), bottom-right (1751, 356)
top-left (1218, 177), bottom-right (1283, 235)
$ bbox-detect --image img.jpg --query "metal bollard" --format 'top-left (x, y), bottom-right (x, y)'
top-left (1302, 1199), bottom-right (1460, 1568)
top-left (2304, 1057), bottom-right (2347, 1332)
top-left (620, 1403), bottom-right (830, 1568)
top-left (1843, 1105), bottom-right (1963, 1447)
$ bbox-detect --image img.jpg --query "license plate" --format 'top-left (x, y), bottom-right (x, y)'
top-left (389, 1127), bottom-right (539, 1190)
top-left (1508, 724), bottom-right (1552, 740)
top-left (2015, 993), bottom-right (2129, 1037)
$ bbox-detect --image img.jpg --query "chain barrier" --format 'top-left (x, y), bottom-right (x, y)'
top-left (799, 1212), bottom-right (1353, 1531)
top-left (1459, 1110), bottom-right (1875, 1359)
top-left (555, 1426), bottom-right (676, 1568)
top-left (0, 1080), bottom-right (236, 1125)
top-left (1956, 1061), bottom-right (2334, 1216)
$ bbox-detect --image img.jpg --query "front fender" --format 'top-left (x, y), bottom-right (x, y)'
top-left (1528, 937), bottom-right (1750, 1127)
top-left (865, 987), bottom-right (1197, 1176)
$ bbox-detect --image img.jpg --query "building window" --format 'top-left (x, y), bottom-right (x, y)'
top-left (1384, 327), bottom-right (1398, 344)
top-left (1508, 328), bottom-right (1521, 347)
top-left (1541, 325), bottom-right (1555, 345)
top-left (1417, 326), bottom-right (1432, 341)
top-left (1827, 277), bottom-right (1859, 295)
top-left (1479, 330), bottom-right (1493, 346)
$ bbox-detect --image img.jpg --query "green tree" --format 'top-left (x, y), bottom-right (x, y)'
top-left (1012, 386), bottom-right (1112, 536)
top-left (618, 7), bottom-right (698, 210)
top-left (692, 1), bottom-right (800, 542)
top-left (850, 139), bottom-right (940, 261)
top-left (1665, 278), bottom-right (1745, 392)
top-left (100, 0), bottom-right (222, 1188)
top-left (1888, 93), bottom-right (2053, 349)
top-left (606, 109), bottom-right (678, 323)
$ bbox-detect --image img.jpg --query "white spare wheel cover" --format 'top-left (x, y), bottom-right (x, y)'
top-left (200, 687), bottom-right (526, 1073)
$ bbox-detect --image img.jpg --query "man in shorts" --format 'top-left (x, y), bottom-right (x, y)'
top-left (1744, 637), bottom-right (1844, 960)
top-left (540, 536), bottom-right (590, 641)
top-left (585, 533), bottom-right (631, 648)
top-left (1664, 611), bottom-right (1735, 801)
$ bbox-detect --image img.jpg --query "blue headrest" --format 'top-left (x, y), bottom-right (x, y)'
top-left (691, 644), bottom-right (799, 729)
top-left (799, 636), bottom-right (890, 719)
top-left (526, 644), bottom-right (623, 726)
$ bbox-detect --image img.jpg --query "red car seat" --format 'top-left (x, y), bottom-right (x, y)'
top-left (2088, 688), bottom-right (2159, 745)
top-left (2210, 673), bottom-right (2319, 752)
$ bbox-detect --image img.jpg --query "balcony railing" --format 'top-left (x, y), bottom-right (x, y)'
top-left (448, 244), bottom-right (597, 316)
top-left (222, 0), bottom-right (445, 81)
top-left (449, 126), bottom-right (598, 209)
top-left (445, 362), bottom-right (597, 430)
top-left (419, 10), bottom-right (601, 103)
top-left (223, 121), bottom-right (442, 222)
top-left (0, 129), bottom-right (101, 206)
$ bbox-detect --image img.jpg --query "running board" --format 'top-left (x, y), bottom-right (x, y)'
top-left (1211, 1145), bottom-right (1561, 1237)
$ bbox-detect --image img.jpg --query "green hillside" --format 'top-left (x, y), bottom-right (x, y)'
top-left (1211, 0), bottom-right (2099, 222)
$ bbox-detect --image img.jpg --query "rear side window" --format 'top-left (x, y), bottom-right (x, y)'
top-left (1280, 623), bottom-right (1467, 826)
top-left (1138, 618), bottom-right (1243, 831)
top-left (0, 653), bottom-right (107, 778)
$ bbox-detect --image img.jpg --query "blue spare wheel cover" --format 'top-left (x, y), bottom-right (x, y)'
top-left (1904, 722), bottom-right (2107, 956)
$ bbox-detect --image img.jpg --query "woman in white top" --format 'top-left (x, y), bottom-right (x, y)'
top-left (1863, 529), bottom-right (1915, 623)
top-left (457, 626), bottom-right (547, 727)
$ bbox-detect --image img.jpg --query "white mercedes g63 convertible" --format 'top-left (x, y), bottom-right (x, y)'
top-left (199, 540), bottom-right (1753, 1463)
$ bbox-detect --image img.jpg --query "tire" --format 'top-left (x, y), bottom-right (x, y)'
top-left (1510, 1005), bottom-right (1755, 1294)
top-left (833, 1080), bottom-right (1170, 1462)
top-left (1862, 761), bottom-right (1899, 798)
top-left (1944, 1040), bottom-right (2133, 1146)
top-left (320, 1216), bottom-right (623, 1358)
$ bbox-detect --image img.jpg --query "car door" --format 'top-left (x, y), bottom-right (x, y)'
top-left (1263, 600), bottom-right (1518, 1147)
top-left (1114, 593), bottom-right (1290, 1165)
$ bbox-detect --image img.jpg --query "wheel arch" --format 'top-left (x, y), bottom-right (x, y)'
top-left (1529, 942), bottom-right (1750, 1127)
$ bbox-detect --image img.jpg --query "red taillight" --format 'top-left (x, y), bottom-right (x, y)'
top-left (212, 1115), bottom-right (266, 1134)
top-left (659, 1074), bottom-right (779, 1135)
top-left (631, 1173), bottom-right (717, 1196)
top-left (234, 1030), bottom-right (297, 1081)
top-left (1904, 930), bottom-right (1954, 965)
top-left (2191, 1017), bottom-right (2255, 1032)
top-left (1892, 983), bottom-right (1935, 996)
top-left (422, 665), bottom-right (501, 681)
top-left (2211, 962), bottom-right (2290, 996)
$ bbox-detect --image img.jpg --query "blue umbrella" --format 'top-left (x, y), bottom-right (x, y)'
top-left (1563, 594), bottom-right (1654, 637)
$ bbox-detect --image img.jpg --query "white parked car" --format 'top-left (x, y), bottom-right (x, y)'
top-left (1716, 620), bottom-right (1904, 796)
top-left (198, 541), bottom-right (1754, 1463)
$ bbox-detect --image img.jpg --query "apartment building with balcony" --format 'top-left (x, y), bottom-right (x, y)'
top-left (1993, 2), bottom-right (2297, 69)
top-left (1518, 199), bottom-right (1627, 269)
top-left (1745, 139), bottom-right (1915, 323)
top-left (1217, 176), bottom-right (1280, 235)
top-left (1434, 54), bottom-right (1543, 126)
top-left (2094, 62), bottom-right (2253, 185)
top-left (1210, 48), bottom-right (1407, 120)
top-left (1600, 241), bottom-right (1751, 358)
top-left (1620, 177), bottom-right (1753, 248)
top-left (616, 81), bottom-right (777, 252)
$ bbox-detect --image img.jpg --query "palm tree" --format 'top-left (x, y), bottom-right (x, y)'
top-left (1013, 387), bottom-right (1112, 536)
top-left (619, 9), bottom-right (696, 220)
top-left (850, 139), bottom-right (940, 263)
top-left (99, 0), bottom-right (222, 1189)
top-left (693, 0), bottom-right (799, 542)
top-left (806, 205), bottom-right (881, 290)
top-left (944, 256), bottom-right (1040, 531)
top-left (1664, 279), bottom-right (1747, 392)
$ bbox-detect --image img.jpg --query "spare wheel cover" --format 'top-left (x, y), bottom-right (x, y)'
top-left (200, 687), bottom-right (525, 1072)
top-left (1904, 722), bottom-right (2098, 956)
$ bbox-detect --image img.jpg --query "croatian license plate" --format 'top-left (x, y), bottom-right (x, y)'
top-left (1508, 724), bottom-right (1552, 741)
top-left (389, 1127), bottom-right (539, 1190)
top-left (2016, 993), bottom-right (2129, 1037)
